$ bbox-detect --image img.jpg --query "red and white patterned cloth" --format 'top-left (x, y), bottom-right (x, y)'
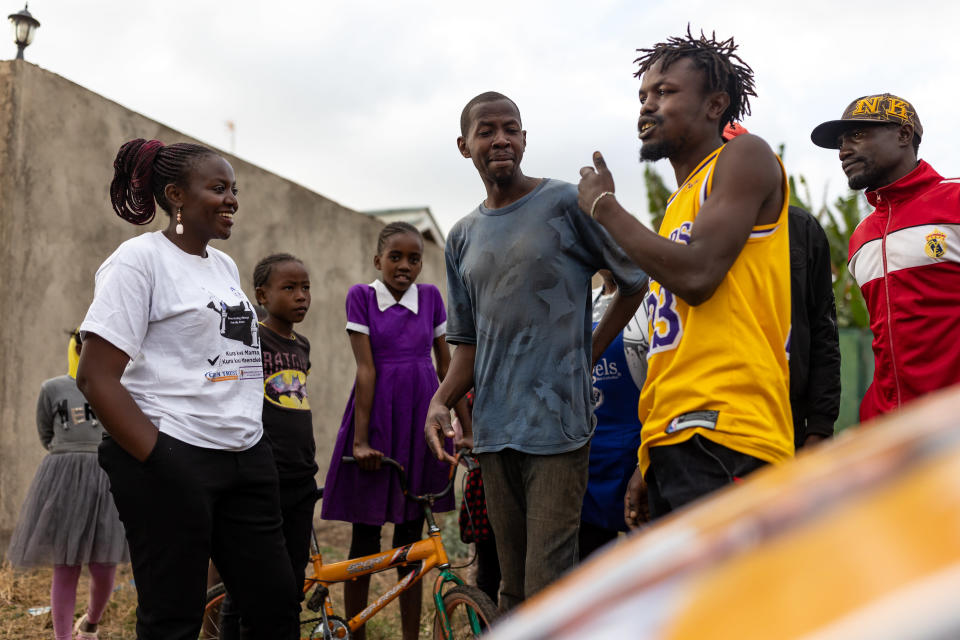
top-left (459, 466), bottom-right (493, 544)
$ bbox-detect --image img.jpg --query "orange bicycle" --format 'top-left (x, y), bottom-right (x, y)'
top-left (203, 451), bottom-right (497, 639)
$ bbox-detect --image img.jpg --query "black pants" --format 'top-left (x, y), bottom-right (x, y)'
top-left (474, 537), bottom-right (501, 606)
top-left (98, 432), bottom-right (300, 640)
top-left (280, 477), bottom-right (320, 595)
top-left (578, 521), bottom-right (618, 561)
top-left (220, 476), bottom-right (318, 639)
top-left (646, 434), bottom-right (767, 520)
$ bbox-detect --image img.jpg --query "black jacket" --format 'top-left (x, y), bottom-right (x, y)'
top-left (788, 206), bottom-right (841, 448)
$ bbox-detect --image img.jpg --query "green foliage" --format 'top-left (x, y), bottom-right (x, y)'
top-left (643, 165), bottom-right (671, 233)
top-left (789, 174), bottom-right (870, 329)
top-left (641, 148), bottom-right (871, 329)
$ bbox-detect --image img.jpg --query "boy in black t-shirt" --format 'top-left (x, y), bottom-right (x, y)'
top-left (219, 253), bottom-right (318, 638)
top-left (254, 254), bottom-right (318, 591)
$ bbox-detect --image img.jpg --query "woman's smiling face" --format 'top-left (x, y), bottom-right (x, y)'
top-left (177, 154), bottom-right (239, 242)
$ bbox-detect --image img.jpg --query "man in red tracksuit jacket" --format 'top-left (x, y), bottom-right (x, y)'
top-left (812, 93), bottom-right (960, 421)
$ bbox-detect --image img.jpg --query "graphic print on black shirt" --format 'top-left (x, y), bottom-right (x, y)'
top-left (265, 368), bottom-right (310, 410)
top-left (206, 299), bottom-right (259, 348)
top-left (259, 325), bottom-right (317, 480)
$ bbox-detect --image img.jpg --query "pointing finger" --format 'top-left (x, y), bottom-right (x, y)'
top-left (593, 152), bottom-right (607, 172)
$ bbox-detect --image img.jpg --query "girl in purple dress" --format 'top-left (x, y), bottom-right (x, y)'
top-left (322, 222), bottom-right (467, 640)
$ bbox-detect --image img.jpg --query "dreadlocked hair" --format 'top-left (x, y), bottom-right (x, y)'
top-left (377, 221), bottom-right (421, 254)
top-left (253, 253), bottom-right (303, 290)
top-left (110, 138), bottom-right (217, 225)
top-left (634, 27), bottom-right (756, 133)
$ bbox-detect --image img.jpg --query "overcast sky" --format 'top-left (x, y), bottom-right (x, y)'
top-left (14, 0), bottom-right (959, 233)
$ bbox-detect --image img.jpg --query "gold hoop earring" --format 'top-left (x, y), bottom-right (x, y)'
top-left (176, 208), bottom-right (184, 235)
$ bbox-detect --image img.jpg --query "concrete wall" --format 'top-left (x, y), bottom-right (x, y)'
top-left (0, 60), bottom-right (446, 544)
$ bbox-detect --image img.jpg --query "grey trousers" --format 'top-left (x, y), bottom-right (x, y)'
top-left (477, 444), bottom-right (589, 611)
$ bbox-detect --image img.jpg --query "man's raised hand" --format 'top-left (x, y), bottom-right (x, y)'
top-left (577, 151), bottom-right (616, 217)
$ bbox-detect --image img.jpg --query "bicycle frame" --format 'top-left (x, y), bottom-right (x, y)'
top-left (302, 471), bottom-right (484, 639)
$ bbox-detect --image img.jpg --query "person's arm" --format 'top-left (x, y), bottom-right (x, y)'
top-left (578, 137), bottom-right (782, 305)
top-left (76, 333), bottom-right (158, 462)
top-left (624, 467), bottom-right (650, 529)
top-left (802, 217), bottom-right (841, 445)
top-left (348, 331), bottom-right (383, 471)
top-left (428, 230), bottom-right (478, 462)
top-left (592, 287), bottom-right (647, 367)
top-left (432, 335), bottom-right (473, 449)
top-left (433, 335), bottom-right (451, 379)
top-left (36, 384), bottom-right (54, 450)
top-left (425, 344), bottom-right (476, 464)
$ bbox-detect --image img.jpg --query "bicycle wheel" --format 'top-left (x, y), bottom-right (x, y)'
top-left (201, 582), bottom-right (227, 639)
top-left (434, 585), bottom-right (499, 639)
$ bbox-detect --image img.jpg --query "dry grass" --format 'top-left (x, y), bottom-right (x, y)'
top-left (0, 511), bottom-right (475, 640)
top-left (0, 562), bottom-right (137, 639)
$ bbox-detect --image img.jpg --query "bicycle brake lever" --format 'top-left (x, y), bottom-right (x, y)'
top-left (455, 448), bottom-right (478, 472)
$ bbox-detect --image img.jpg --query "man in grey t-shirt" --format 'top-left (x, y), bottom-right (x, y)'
top-left (425, 92), bottom-right (647, 610)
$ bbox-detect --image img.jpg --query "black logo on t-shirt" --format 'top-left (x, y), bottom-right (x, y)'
top-left (56, 400), bottom-right (97, 428)
top-left (207, 300), bottom-right (258, 348)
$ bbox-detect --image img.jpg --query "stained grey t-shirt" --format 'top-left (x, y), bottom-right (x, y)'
top-left (446, 178), bottom-right (647, 454)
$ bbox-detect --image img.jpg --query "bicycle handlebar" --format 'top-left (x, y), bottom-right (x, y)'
top-left (341, 448), bottom-right (474, 505)
top-left (341, 455), bottom-right (408, 492)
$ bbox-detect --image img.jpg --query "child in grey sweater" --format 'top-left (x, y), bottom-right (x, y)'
top-left (6, 330), bottom-right (128, 640)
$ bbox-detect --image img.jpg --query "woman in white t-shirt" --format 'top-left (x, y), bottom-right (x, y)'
top-left (77, 139), bottom-right (300, 640)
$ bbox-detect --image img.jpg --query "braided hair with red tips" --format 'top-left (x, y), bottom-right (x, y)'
top-left (109, 139), bottom-right (217, 225)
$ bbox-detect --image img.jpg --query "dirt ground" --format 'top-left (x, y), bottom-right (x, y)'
top-left (0, 510), bottom-right (476, 640)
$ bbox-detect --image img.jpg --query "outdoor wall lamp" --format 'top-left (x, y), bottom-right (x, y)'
top-left (8, 3), bottom-right (39, 61)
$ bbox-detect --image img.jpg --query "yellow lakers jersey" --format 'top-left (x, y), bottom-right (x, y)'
top-left (637, 145), bottom-right (793, 476)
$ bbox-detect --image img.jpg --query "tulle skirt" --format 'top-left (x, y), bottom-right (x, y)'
top-left (6, 452), bottom-right (129, 567)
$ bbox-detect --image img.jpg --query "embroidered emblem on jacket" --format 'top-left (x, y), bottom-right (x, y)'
top-left (925, 229), bottom-right (947, 259)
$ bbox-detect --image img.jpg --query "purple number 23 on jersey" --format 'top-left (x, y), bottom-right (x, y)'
top-left (645, 222), bottom-right (691, 355)
top-left (646, 285), bottom-right (682, 355)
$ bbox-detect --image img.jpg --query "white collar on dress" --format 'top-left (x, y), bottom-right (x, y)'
top-left (371, 279), bottom-right (419, 314)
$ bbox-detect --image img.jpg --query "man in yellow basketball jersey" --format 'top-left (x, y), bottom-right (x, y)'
top-left (578, 29), bottom-right (793, 524)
